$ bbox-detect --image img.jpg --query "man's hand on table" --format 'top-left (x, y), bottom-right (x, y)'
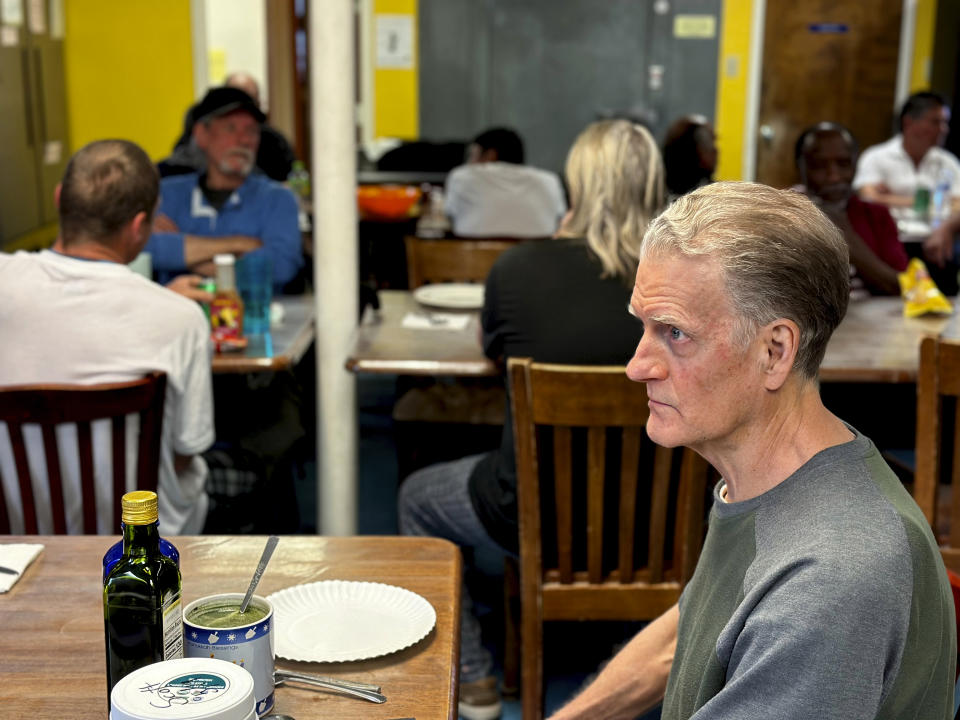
top-left (165, 274), bottom-right (215, 303)
top-left (923, 212), bottom-right (960, 267)
top-left (924, 224), bottom-right (954, 267)
top-left (858, 183), bottom-right (915, 208)
top-left (153, 213), bottom-right (180, 233)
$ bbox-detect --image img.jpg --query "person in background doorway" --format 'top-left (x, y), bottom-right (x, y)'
top-left (796, 122), bottom-right (907, 296)
top-left (662, 114), bottom-right (717, 199)
top-left (399, 119), bottom-right (665, 720)
top-left (445, 127), bottom-right (567, 238)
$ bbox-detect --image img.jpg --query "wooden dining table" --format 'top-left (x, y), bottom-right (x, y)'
top-left (213, 294), bottom-right (316, 374)
top-left (819, 296), bottom-right (951, 382)
top-left (346, 290), bottom-right (953, 383)
top-left (346, 289), bottom-right (496, 376)
top-left (0, 535), bottom-right (461, 720)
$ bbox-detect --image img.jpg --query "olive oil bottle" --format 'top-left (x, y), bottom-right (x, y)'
top-left (103, 491), bottom-right (183, 700)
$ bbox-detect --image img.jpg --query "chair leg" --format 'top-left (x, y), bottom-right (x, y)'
top-left (521, 579), bottom-right (544, 720)
top-left (502, 557), bottom-right (521, 698)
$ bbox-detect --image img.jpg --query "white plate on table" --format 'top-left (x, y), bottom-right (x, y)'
top-left (413, 283), bottom-right (485, 310)
top-left (267, 580), bottom-right (436, 662)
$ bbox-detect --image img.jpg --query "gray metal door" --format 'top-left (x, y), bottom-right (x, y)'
top-left (419, 0), bottom-right (721, 175)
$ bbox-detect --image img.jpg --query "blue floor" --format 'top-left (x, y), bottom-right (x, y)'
top-left (293, 374), bottom-right (662, 718)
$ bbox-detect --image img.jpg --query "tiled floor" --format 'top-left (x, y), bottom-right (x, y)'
top-left (294, 375), bottom-right (663, 718)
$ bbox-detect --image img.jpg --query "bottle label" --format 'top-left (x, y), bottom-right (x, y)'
top-left (162, 593), bottom-right (184, 660)
top-left (210, 296), bottom-right (243, 339)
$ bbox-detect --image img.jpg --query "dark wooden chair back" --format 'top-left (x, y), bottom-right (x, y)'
top-left (0, 372), bottom-right (167, 534)
top-left (508, 358), bottom-right (710, 718)
top-left (403, 235), bottom-right (521, 288)
top-left (915, 336), bottom-right (960, 552)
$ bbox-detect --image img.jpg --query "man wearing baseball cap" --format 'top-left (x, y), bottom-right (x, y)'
top-left (146, 86), bottom-right (303, 289)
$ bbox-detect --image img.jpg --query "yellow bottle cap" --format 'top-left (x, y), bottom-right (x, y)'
top-left (121, 490), bottom-right (159, 525)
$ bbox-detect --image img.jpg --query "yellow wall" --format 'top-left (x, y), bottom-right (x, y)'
top-left (64, 1), bottom-right (194, 161)
top-left (910, 0), bottom-right (937, 91)
top-left (372, 0), bottom-right (418, 139)
top-left (713, 0), bottom-right (753, 181)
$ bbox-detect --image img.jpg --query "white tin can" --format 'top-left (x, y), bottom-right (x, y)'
top-left (182, 593), bottom-right (275, 717)
top-left (110, 657), bottom-right (256, 720)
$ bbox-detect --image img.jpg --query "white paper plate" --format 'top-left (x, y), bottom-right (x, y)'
top-left (413, 283), bottom-right (485, 310)
top-left (266, 580), bottom-right (436, 662)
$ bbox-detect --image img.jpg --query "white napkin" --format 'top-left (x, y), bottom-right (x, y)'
top-left (0, 543), bottom-right (44, 593)
top-left (401, 311), bottom-right (471, 330)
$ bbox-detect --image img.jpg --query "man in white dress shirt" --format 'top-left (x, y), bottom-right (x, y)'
top-left (853, 91), bottom-right (960, 268)
top-left (445, 127), bottom-right (567, 238)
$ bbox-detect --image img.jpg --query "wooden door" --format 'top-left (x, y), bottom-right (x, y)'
top-left (756, 0), bottom-right (902, 188)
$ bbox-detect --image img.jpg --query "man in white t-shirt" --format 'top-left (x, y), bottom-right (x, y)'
top-left (0, 139), bottom-right (215, 534)
top-left (445, 127), bottom-right (567, 238)
top-left (853, 91), bottom-right (960, 267)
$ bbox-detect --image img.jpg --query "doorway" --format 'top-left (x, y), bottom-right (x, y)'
top-left (755, 0), bottom-right (903, 188)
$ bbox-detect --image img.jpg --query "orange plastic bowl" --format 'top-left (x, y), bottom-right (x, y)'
top-left (357, 185), bottom-right (422, 220)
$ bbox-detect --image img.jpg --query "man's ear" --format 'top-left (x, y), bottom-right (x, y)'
top-left (760, 318), bottom-right (800, 391)
top-left (54, 182), bottom-right (62, 209)
top-left (129, 211), bottom-right (150, 238)
top-left (192, 121), bottom-right (209, 149)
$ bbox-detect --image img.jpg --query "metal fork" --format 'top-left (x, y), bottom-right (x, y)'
top-left (273, 669), bottom-right (386, 704)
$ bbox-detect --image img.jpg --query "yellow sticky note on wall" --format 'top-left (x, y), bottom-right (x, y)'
top-left (208, 48), bottom-right (227, 85)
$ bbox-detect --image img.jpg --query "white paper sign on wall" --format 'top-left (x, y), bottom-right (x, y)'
top-left (376, 14), bottom-right (414, 70)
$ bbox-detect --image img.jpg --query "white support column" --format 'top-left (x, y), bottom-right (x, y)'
top-left (311, 0), bottom-right (358, 535)
top-left (189, 0), bottom-right (208, 99)
top-left (741, 0), bottom-right (766, 182)
top-left (895, 0), bottom-right (918, 111)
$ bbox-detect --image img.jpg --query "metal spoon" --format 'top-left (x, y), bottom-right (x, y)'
top-left (240, 535), bottom-right (279, 613)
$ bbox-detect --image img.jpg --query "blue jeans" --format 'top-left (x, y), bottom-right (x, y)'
top-left (398, 453), bottom-right (506, 683)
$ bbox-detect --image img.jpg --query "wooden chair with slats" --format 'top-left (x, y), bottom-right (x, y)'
top-left (0, 372), bottom-right (167, 534)
top-left (403, 235), bottom-right (523, 288)
top-left (506, 358), bottom-right (710, 718)
top-left (916, 336), bottom-right (960, 557)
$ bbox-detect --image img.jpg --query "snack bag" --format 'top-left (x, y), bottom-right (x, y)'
top-left (898, 257), bottom-right (953, 317)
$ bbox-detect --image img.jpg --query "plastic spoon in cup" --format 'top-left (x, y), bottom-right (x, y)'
top-left (239, 535), bottom-right (279, 614)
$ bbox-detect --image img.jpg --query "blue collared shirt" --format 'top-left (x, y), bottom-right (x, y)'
top-left (147, 172), bottom-right (304, 289)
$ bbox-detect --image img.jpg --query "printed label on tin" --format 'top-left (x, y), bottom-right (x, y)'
top-left (138, 671), bottom-right (230, 708)
top-left (162, 593), bottom-right (184, 660)
top-left (184, 616), bottom-right (274, 715)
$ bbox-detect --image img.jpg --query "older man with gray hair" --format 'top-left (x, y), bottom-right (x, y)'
top-left (147, 86), bottom-right (303, 289)
top-left (550, 182), bottom-right (955, 720)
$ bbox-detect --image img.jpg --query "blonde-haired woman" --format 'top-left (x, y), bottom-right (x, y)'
top-left (558, 119), bottom-right (665, 278)
top-left (398, 119), bottom-right (666, 720)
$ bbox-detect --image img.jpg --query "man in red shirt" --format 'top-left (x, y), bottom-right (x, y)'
top-left (796, 123), bottom-right (907, 296)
